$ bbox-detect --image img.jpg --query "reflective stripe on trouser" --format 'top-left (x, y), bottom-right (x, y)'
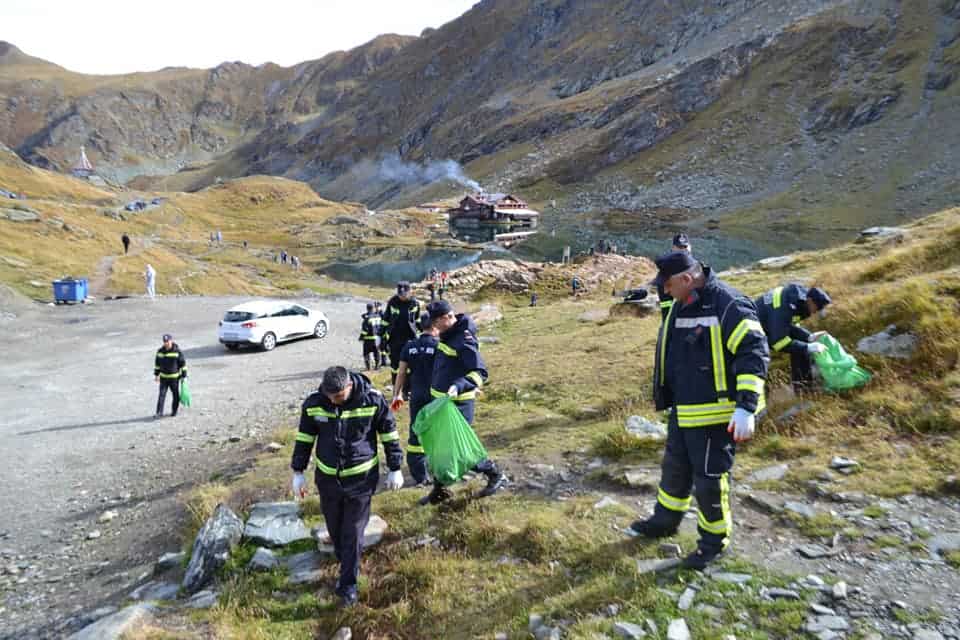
top-left (649, 411), bottom-right (735, 552)
top-left (315, 470), bottom-right (375, 592)
top-left (406, 404), bottom-right (430, 485)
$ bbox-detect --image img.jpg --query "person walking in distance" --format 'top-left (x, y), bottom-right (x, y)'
top-left (144, 264), bottom-right (156, 299)
top-left (359, 303), bottom-right (383, 371)
top-left (383, 281), bottom-right (422, 393)
top-left (121, 233), bottom-right (130, 255)
top-left (154, 333), bottom-right (187, 418)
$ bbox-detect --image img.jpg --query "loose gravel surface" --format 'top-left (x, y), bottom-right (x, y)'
top-left (0, 294), bottom-right (370, 637)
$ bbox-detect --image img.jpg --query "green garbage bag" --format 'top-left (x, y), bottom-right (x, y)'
top-left (179, 378), bottom-right (192, 408)
top-left (412, 397), bottom-right (488, 486)
top-left (813, 333), bottom-right (872, 392)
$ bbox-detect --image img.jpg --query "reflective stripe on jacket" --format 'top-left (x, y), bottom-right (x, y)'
top-left (755, 283), bottom-right (813, 355)
top-left (431, 314), bottom-right (487, 402)
top-left (653, 266), bottom-right (769, 427)
top-left (291, 372), bottom-right (402, 476)
top-left (154, 343), bottom-right (186, 378)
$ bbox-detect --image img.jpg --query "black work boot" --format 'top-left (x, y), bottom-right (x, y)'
top-left (626, 517), bottom-right (678, 539)
top-left (418, 483), bottom-right (452, 506)
top-left (478, 465), bottom-right (506, 498)
top-left (681, 546), bottom-right (725, 571)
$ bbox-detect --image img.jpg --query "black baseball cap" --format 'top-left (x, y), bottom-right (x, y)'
top-left (808, 287), bottom-right (832, 310)
top-left (427, 299), bottom-right (453, 319)
top-left (162, 333), bottom-right (173, 341)
top-left (672, 233), bottom-right (690, 248)
top-left (652, 251), bottom-right (697, 286)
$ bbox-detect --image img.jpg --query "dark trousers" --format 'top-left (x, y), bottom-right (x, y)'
top-left (156, 378), bottom-right (180, 415)
top-left (388, 341), bottom-right (410, 393)
top-left (315, 471), bottom-right (377, 594)
top-left (790, 348), bottom-right (814, 391)
top-left (362, 341), bottom-right (380, 370)
top-left (122, 240), bottom-right (129, 254)
top-left (407, 399), bottom-right (432, 484)
top-left (649, 411), bottom-right (735, 553)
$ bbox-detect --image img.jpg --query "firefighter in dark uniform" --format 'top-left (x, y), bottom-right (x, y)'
top-left (290, 367), bottom-right (403, 607)
top-left (154, 333), bottom-right (186, 418)
top-left (390, 313), bottom-right (438, 486)
top-left (629, 252), bottom-right (769, 570)
top-left (656, 233), bottom-right (692, 320)
top-left (755, 284), bottom-right (832, 392)
top-left (418, 300), bottom-right (505, 505)
top-left (383, 281), bottom-right (422, 393)
top-left (359, 303), bottom-right (383, 371)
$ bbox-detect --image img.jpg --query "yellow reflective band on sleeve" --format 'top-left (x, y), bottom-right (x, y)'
top-left (658, 302), bottom-right (677, 386)
top-left (726, 319), bottom-right (764, 353)
top-left (772, 336), bottom-right (792, 352)
top-left (159, 352), bottom-right (180, 357)
top-left (306, 407), bottom-right (338, 418)
top-left (316, 455), bottom-right (379, 477)
top-left (295, 433), bottom-right (316, 443)
top-left (736, 374), bottom-right (765, 394)
top-left (406, 444), bottom-right (425, 454)
top-left (660, 300), bottom-right (674, 309)
top-left (430, 387), bottom-right (477, 401)
top-left (379, 431), bottom-right (399, 443)
top-left (341, 406), bottom-right (377, 419)
top-left (772, 286), bottom-right (783, 309)
top-left (465, 371), bottom-right (484, 387)
top-left (657, 487), bottom-right (692, 512)
top-left (709, 324), bottom-right (727, 395)
top-left (437, 342), bottom-right (458, 357)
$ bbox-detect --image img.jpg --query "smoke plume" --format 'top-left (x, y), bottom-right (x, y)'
top-left (375, 154), bottom-right (481, 192)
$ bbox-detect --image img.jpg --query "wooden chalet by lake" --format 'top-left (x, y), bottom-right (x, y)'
top-left (448, 193), bottom-right (540, 226)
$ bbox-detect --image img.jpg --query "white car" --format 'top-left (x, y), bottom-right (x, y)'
top-left (218, 301), bottom-right (329, 351)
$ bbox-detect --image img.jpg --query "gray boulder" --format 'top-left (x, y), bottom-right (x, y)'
top-left (154, 551), bottom-right (185, 575)
top-left (667, 618), bottom-right (691, 640)
top-left (285, 550), bottom-right (325, 585)
top-left (130, 580), bottom-right (179, 601)
top-left (67, 604), bottom-right (155, 640)
top-left (243, 502), bottom-right (312, 547)
top-left (182, 504), bottom-right (244, 594)
top-left (185, 590), bottom-right (218, 609)
top-left (928, 533), bottom-right (960, 557)
top-left (747, 464), bottom-right (789, 483)
top-left (248, 547), bottom-right (280, 571)
top-left (859, 226), bottom-right (905, 242)
top-left (857, 325), bottom-right (918, 359)
top-left (0, 207), bottom-right (40, 222)
top-left (313, 514), bottom-right (388, 551)
top-left (625, 416), bottom-right (667, 440)
top-left (614, 621), bottom-right (647, 639)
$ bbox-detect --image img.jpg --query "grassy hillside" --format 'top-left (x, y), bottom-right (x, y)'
top-left (0, 147), bottom-right (418, 301)
top-left (152, 206), bottom-right (960, 639)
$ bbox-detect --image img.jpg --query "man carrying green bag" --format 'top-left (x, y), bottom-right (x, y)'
top-left (416, 301), bottom-right (505, 505)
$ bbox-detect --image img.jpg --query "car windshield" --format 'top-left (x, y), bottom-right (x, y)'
top-left (224, 311), bottom-right (257, 322)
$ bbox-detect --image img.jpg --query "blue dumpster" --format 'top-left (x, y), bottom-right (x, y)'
top-left (53, 278), bottom-right (88, 304)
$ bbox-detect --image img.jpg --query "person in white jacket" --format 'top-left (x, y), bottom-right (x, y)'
top-left (144, 264), bottom-right (156, 299)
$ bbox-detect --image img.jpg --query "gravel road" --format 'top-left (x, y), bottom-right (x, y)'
top-left (0, 293), bottom-right (370, 637)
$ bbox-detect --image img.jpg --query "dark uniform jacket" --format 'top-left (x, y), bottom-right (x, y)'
top-left (154, 343), bottom-right (187, 379)
top-left (653, 266), bottom-right (769, 427)
top-left (656, 282), bottom-right (674, 320)
top-left (754, 284), bottom-right (813, 355)
top-left (291, 372), bottom-right (402, 478)
top-left (360, 313), bottom-right (383, 341)
top-left (431, 314), bottom-right (488, 402)
top-left (400, 334), bottom-right (439, 405)
top-left (383, 296), bottom-right (421, 346)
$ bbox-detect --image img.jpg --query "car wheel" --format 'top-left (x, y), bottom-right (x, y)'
top-left (225, 343), bottom-right (239, 351)
top-left (313, 320), bottom-right (328, 339)
top-left (261, 332), bottom-right (277, 351)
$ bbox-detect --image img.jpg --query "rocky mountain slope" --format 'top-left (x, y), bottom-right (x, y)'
top-left (4, 0), bottom-right (960, 256)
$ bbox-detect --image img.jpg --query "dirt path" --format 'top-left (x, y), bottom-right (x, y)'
top-left (0, 294), bottom-right (373, 639)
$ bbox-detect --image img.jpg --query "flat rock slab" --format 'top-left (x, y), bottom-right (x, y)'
top-left (67, 604), bottom-right (155, 640)
top-left (613, 620), bottom-right (647, 639)
top-left (185, 590), bottom-right (218, 609)
top-left (667, 618), bottom-right (691, 640)
top-left (636, 558), bottom-right (681, 574)
top-left (130, 580), bottom-right (179, 601)
top-left (797, 544), bottom-right (842, 559)
top-left (313, 514), bottom-right (388, 550)
top-left (249, 547), bottom-right (280, 571)
top-left (747, 464), bottom-right (789, 483)
top-left (623, 469), bottom-right (657, 491)
top-left (154, 551), bottom-right (185, 575)
top-left (244, 502), bottom-right (312, 547)
top-left (284, 551), bottom-right (326, 585)
top-left (711, 572), bottom-right (752, 585)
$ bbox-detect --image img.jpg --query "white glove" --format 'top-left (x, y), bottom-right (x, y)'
top-left (385, 470), bottom-right (404, 491)
top-left (292, 472), bottom-right (306, 499)
top-left (809, 331), bottom-right (828, 341)
top-left (447, 385), bottom-right (459, 398)
top-left (807, 342), bottom-right (827, 354)
top-left (727, 408), bottom-right (756, 442)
